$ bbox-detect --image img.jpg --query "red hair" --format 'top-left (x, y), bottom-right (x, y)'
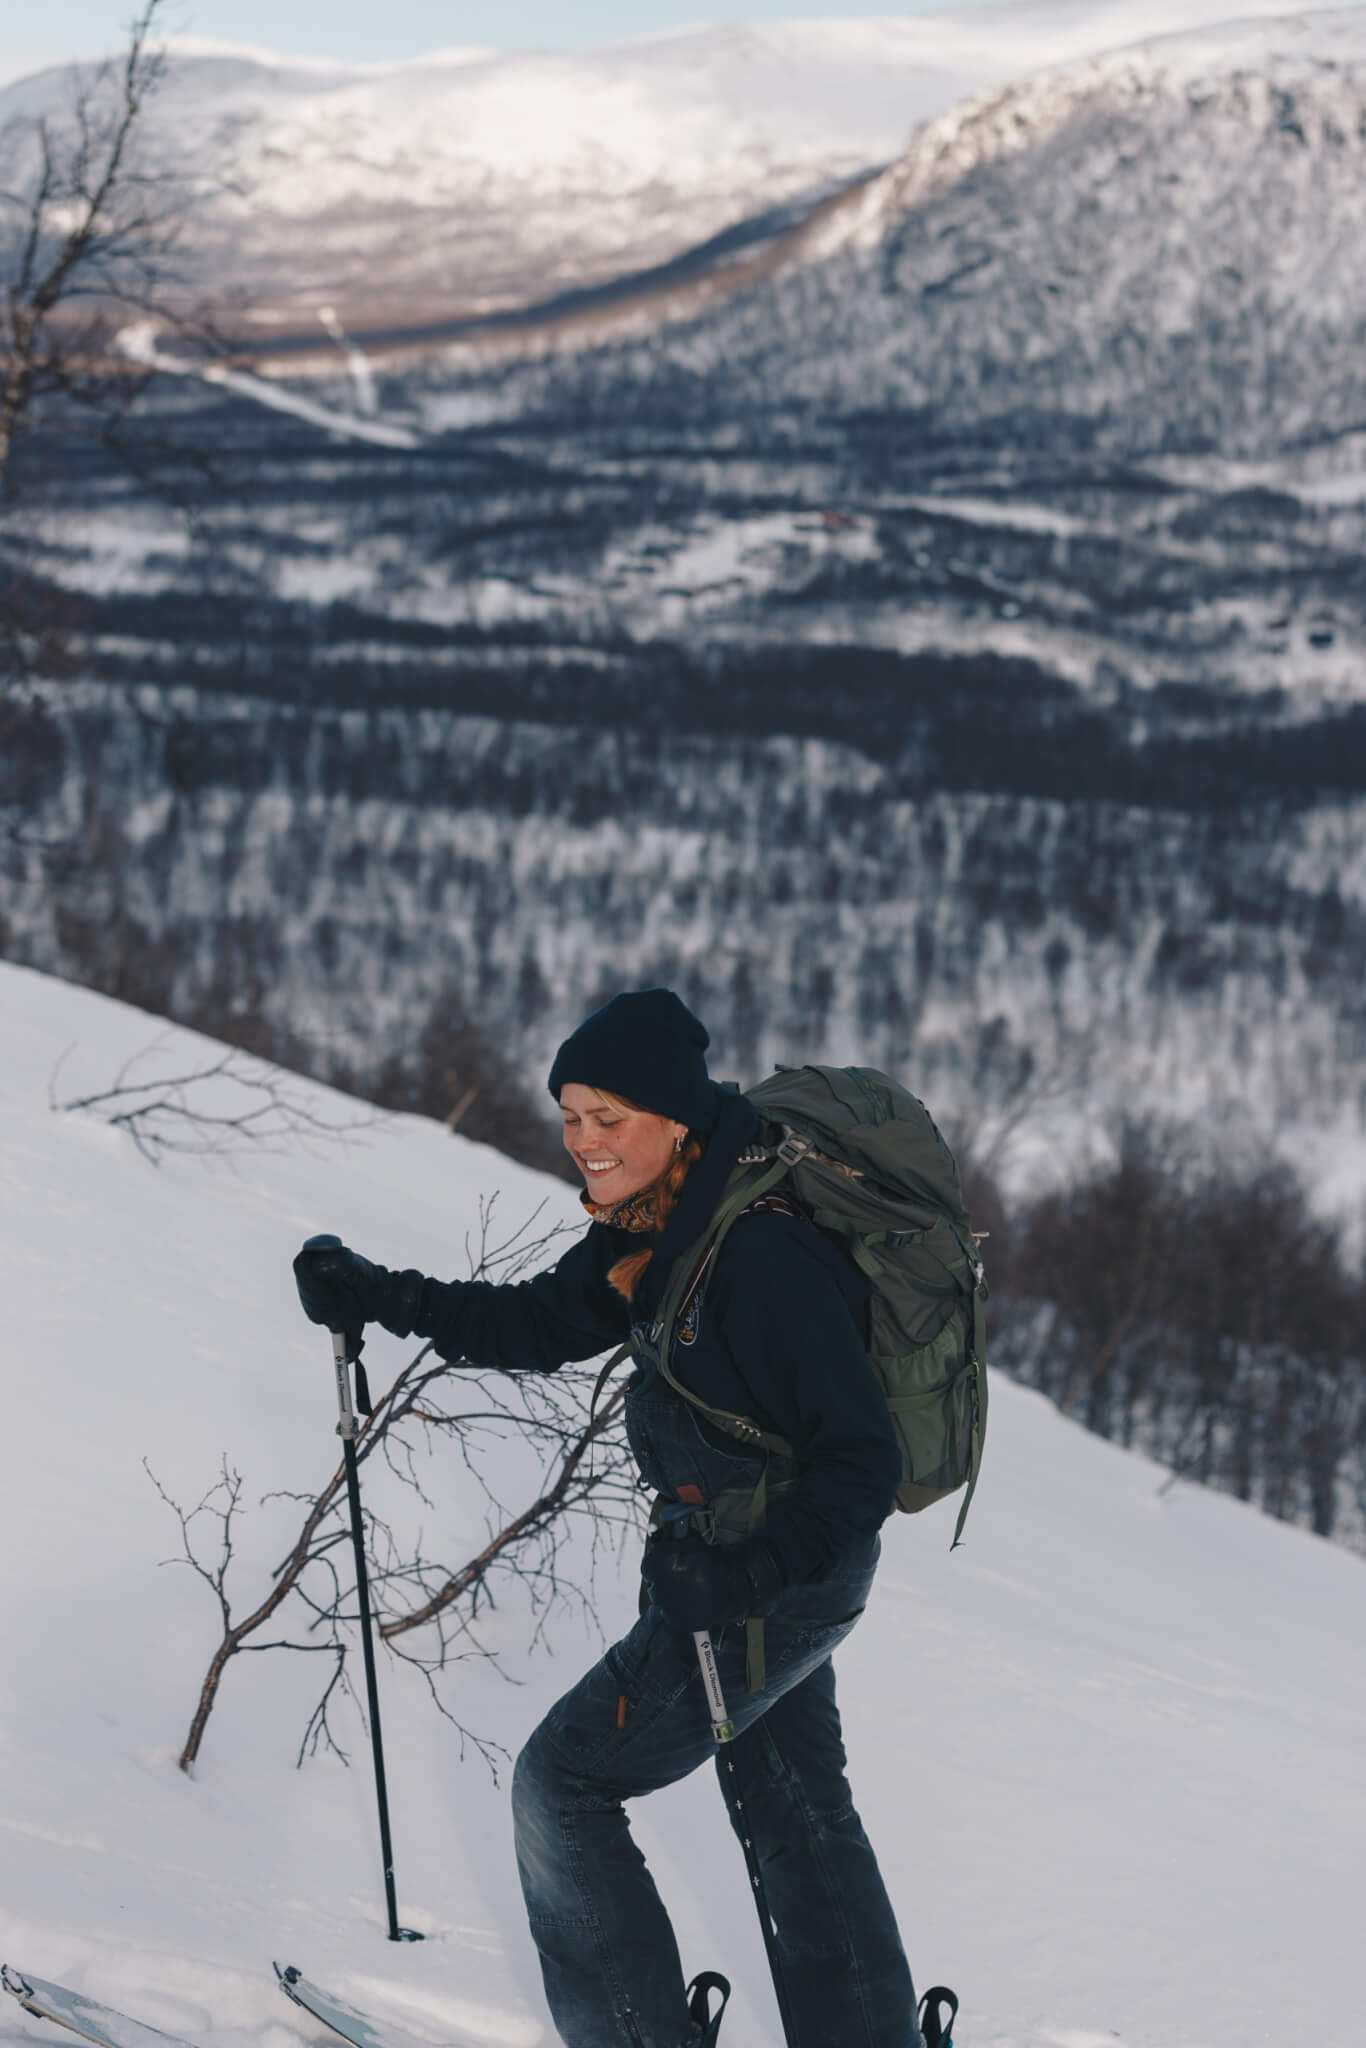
top-left (606, 1130), bottom-right (705, 1301)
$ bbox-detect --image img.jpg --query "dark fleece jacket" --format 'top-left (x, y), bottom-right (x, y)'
top-left (404, 1092), bottom-right (901, 1584)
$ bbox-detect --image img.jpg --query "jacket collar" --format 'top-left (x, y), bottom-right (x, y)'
top-left (634, 1087), bottom-right (761, 1319)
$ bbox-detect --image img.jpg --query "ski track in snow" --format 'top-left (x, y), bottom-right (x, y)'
top-left (116, 325), bottom-right (419, 450)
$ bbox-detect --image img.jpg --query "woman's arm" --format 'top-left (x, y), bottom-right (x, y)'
top-left (413, 1225), bottom-right (631, 1369)
top-left (295, 1224), bottom-right (631, 1371)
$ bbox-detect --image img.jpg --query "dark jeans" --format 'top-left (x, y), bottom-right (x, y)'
top-left (511, 1536), bottom-right (919, 2048)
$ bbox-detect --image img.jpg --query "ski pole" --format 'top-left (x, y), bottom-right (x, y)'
top-left (327, 1321), bottom-right (422, 1944)
top-left (693, 1632), bottom-right (797, 2043)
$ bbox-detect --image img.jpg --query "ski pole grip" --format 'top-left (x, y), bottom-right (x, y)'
top-left (693, 1630), bottom-right (735, 1743)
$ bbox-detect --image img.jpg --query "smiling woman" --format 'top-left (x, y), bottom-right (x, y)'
top-left (293, 987), bottom-right (914, 2048)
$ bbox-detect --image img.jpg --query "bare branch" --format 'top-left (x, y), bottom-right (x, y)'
top-left (144, 1453), bottom-right (242, 1636)
top-left (0, 0), bottom-right (226, 532)
top-left (381, 1383), bottom-right (631, 1640)
top-left (50, 1038), bottom-right (380, 1164)
top-left (23, 5), bottom-right (165, 325)
top-left (295, 1647), bottom-right (351, 1767)
top-left (14, 121), bottom-right (55, 302)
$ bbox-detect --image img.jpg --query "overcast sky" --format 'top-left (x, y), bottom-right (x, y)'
top-left (1, 0), bottom-right (998, 84)
top-left (5, 1), bottom-right (1358, 89)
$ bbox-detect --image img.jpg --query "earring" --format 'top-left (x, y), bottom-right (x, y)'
top-left (674, 1132), bottom-right (685, 1154)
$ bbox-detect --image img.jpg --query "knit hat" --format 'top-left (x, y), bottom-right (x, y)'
top-left (547, 989), bottom-right (718, 1132)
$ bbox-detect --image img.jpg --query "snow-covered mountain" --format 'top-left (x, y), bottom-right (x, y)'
top-left (448, 9), bottom-right (1366, 449)
top-left (2, 960), bottom-right (1364, 2048)
top-left (0, 2), bottom-right (1347, 326)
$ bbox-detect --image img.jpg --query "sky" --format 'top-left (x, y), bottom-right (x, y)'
top-left (6, 0), bottom-right (1002, 86)
top-left (5, 1), bottom-right (1359, 88)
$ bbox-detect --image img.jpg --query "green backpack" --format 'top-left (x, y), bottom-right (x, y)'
top-left (619, 1064), bottom-right (989, 1552)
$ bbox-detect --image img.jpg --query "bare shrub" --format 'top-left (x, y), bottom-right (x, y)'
top-left (154, 1199), bottom-right (642, 1776)
top-left (993, 1127), bottom-right (1366, 1548)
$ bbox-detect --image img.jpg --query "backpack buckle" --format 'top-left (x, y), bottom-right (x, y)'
top-left (776, 1127), bottom-right (812, 1167)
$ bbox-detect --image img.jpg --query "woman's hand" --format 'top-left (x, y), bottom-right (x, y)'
top-left (641, 1531), bottom-right (783, 1631)
top-left (293, 1235), bottom-right (425, 1338)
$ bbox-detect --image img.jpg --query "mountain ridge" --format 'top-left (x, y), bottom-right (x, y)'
top-left (3, 2), bottom-right (1350, 327)
top-left (436, 7), bottom-right (1366, 472)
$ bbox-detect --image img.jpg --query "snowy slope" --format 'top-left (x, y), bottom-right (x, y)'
top-left (1, 961), bottom-right (1364, 2048)
top-left (0, 2), bottom-right (1345, 323)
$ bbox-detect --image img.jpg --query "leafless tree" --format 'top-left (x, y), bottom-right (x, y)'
top-left (154, 1197), bottom-right (645, 1778)
top-left (949, 1017), bottom-right (1107, 1188)
top-left (0, 1), bottom-right (198, 493)
top-left (0, 1), bottom-right (226, 676)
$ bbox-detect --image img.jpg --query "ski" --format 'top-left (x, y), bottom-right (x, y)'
top-left (6, 1960), bottom-right (734, 2048)
top-left (273, 1965), bottom-right (431, 2048)
top-left (274, 1960), bottom-right (736, 2048)
top-left (2, 1968), bottom-right (198, 2048)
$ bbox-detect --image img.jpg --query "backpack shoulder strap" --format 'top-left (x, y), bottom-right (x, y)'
top-left (590, 1127), bottom-right (816, 1445)
top-left (637, 1138), bottom-right (804, 1449)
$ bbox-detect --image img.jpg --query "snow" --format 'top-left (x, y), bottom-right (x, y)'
top-left (889, 494), bottom-right (1091, 540)
top-left (3, 4), bottom-right (1347, 320)
top-left (1, 960), bottom-right (1364, 2048)
top-left (159, 43), bottom-right (493, 78)
top-left (316, 314), bottom-right (379, 421)
top-left (116, 327), bottom-right (419, 451)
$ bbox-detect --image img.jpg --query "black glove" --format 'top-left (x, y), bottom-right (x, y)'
top-left (641, 1531), bottom-right (783, 1632)
top-left (293, 1235), bottom-right (427, 1346)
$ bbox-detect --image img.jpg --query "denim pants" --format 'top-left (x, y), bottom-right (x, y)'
top-left (510, 1367), bottom-right (920, 2048)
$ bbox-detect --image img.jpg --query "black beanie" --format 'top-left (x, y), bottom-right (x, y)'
top-left (547, 989), bottom-right (718, 1132)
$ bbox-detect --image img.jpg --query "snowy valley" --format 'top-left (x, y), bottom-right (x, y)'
top-left (6, 14), bottom-right (1366, 1219)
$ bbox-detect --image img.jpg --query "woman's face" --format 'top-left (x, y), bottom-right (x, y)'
top-left (559, 1084), bottom-right (685, 1202)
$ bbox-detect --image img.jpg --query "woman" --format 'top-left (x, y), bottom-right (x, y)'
top-left (294, 989), bottom-right (921, 2048)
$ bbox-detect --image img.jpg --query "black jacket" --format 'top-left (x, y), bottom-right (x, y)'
top-left (408, 1093), bottom-right (902, 1583)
